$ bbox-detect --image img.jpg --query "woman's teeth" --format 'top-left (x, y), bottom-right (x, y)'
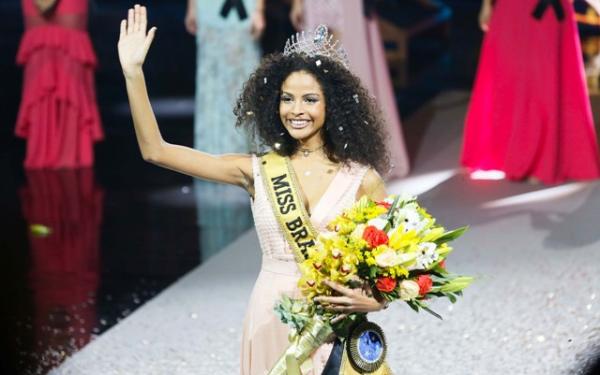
top-left (289, 119), bottom-right (310, 128)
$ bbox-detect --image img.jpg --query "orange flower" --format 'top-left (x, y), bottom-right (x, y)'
top-left (362, 226), bottom-right (389, 248)
top-left (416, 275), bottom-right (433, 295)
top-left (375, 276), bottom-right (397, 293)
top-left (377, 200), bottom-right (392, 209)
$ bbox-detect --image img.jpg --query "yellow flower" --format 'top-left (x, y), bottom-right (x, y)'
top-left (341, 195), bottom-right (387, 223)
top-left (422, 227), bottom-right (445, 242)
top-left (298, 266), bottom-right (322, 299)
top-left (388, 226), bottom-right (420, 251)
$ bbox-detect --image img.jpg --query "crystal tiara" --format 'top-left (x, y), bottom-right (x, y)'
top-left (283, 25), bottom-right (350, 69)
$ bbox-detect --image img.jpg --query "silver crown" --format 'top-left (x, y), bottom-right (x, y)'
top-left (283, 25), bottom-right (350, 68)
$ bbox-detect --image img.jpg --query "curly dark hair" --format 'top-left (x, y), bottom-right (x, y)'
top-left (234, 53), bottom-right (390, 174)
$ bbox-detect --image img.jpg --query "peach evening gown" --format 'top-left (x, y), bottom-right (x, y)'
top-left (240, 155), bottom-right (369, 375)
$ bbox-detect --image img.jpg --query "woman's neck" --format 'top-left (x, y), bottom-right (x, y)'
top-left (293, 132), bottom-right (327, 160)
top-left (299, 129), bottom-right (326, 149)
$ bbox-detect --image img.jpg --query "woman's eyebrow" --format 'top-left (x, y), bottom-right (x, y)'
top-left (280, 91), bottom-right (321, 97)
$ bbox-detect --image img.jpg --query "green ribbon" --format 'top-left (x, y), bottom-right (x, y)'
top-left (268, 316), bottom-right (334, 375)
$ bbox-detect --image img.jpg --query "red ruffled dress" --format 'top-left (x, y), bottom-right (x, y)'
top-left (16, 0), bottom-right (103, 169)
top-left (461, 0), bottom-right (600, 184)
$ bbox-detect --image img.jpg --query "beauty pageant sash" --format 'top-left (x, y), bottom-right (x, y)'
top-left (260, 152), bottom-right (318, 263)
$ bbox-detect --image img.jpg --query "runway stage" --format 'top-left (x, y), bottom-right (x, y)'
top-left (51, 92), bottom-right (600, 374)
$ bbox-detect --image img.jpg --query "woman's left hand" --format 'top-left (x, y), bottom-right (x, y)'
top-left (250, 9), bottom-right (266, 40)
top-left (314, 280), bottom-right (386, 314)
top-left (290, 0), bottom-right (304, 30)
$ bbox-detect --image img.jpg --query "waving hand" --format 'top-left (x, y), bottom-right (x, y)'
top-left (118, 5), bottom-right (157, 76)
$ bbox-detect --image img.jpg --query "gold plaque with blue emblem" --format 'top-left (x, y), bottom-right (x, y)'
top-left (346, 320), bottom-right (387, 373)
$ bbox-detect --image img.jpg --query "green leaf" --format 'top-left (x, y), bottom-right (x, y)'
top-left (385, 195), bottom-right (402, 220)
top-left (420, 305), bottom-right (443, 320)
top-left (369, 266), bottom-right (378, 279)
top-left (446, 293), bottom-right (457, 303)
top-left (438, 276), bottom-right (474, 293)
top-left (273, 297), bottom-right (315, 332)
top-left (332, 313), bottom-right (365, 338)
top-left (407, 300), bottom-right (420, 313)
top-left (434, 226), bottom-right (468, 245)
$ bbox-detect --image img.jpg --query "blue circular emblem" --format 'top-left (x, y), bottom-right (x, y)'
top-left (347, 320), bottom-right (387, 372)
top-left (357, 330), bottom-right (384, 363)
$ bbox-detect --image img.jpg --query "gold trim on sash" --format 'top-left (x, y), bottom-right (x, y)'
top-left (259, 152), bottom-right (319, 263)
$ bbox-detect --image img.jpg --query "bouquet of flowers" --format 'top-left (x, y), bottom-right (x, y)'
top-left (270, 194), bottom-right (473, 374)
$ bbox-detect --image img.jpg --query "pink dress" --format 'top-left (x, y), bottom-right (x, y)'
top-left (241, 155), bottom-right (369, 375)
top-left (16, 0), bottom-right (103, 169)
top-left (303, 0), bottom-right (410, 179)
top-left (461, 0), bottom-right (600, 183)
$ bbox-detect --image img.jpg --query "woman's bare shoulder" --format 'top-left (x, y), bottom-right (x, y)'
top-left (357, 168), bottom-right (387, 201)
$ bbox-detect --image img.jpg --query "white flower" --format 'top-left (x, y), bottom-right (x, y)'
top-left (375, 249), bottom-right (399, 268)
top-left (367, 217), bottom-right (388, 230)
top-left (350, 224), bottom-right (366, 240)
top-left (395, 205), bottom-right (428, 233)
top-left (399, 280), bottom-right (420, 301)
top-left (375, 249), bottom-right (416, 268)
top-left (409, 242), bottom-right (439, 270)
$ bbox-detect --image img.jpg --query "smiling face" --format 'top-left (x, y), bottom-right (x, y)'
top-left (279, 70), bottom-right (326, 147)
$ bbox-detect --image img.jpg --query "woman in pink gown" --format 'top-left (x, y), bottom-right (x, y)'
top-left (16, 0), bottom-right (103, 168)
top-left (303, 0), bottom-right (410, 179)
top-left (462, 0), bottom-right (600, 184)
top-left (241, 157), bottom-right (370, 374)
top-left (118, 5), bottom-right (391, 374)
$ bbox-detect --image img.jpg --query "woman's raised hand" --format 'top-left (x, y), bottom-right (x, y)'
top-left (118, 4), bottom-right (157, 76)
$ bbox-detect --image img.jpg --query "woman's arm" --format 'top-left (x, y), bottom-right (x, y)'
top-left (118, 5), bottom-right (252, 189)
top-left (479, 0), bottom-right (493, 32)
top-left (357, 169), bottom-right (387, 201)
top-left (184, 0), bottom-right (197, 35)
top-left (290, 0), bottom-right (304, 30)
top-left (586, 0), bottom-right (600, 16)
top-left (250, 0), bottom-right (266, 39)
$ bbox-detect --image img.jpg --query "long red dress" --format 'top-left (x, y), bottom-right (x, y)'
top-left (16, 0), bottom-right (103, 169)
top-left (461, 0), bottom-right (600, 184)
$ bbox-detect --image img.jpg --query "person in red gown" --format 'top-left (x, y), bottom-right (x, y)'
top-left (462, 0), bottom-right (600, 184)
top-left (15, 0), bottom-right (103, 169)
